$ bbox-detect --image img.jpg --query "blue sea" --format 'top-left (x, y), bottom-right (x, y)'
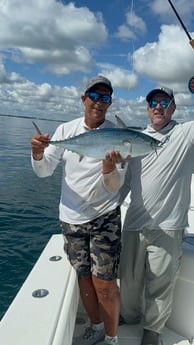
top-left (0, 115), bottom-right (63, 320)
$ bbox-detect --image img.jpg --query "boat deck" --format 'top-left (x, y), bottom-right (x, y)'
top-left (0, 234), bottom-right (193, 345)
top-left (73, 312), bottom-right (189, 345)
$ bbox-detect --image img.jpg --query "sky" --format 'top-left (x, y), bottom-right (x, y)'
top-left (0, 0), bottom-right (194, 127)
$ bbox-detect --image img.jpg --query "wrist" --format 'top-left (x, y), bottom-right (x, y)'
top-left (103, 165), bottom-right (116, 174)
top-left (33, 153), bottom-right (43, 161)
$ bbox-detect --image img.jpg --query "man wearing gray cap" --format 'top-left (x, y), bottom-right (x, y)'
top-left (31, 76), bottom-right (128, 345)
top-left (111, 86), bottom-right (194, 345)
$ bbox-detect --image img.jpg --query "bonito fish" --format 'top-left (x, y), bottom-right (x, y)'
top-left (49, 127), bottom-right (162, 160)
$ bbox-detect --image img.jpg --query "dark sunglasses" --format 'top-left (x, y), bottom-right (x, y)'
top-left (86, 92), bottom-right (111, 104)
top-left (148, 100), bottom-right (172, 109)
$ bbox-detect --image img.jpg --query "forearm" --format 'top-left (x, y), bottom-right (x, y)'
top-left (102, 151), bottom-right (129, 192)
top-left (31, 145), bottom-right (62, 177)
top-left (103, 168), bottom-right (121, 192)
top-left (32, 152), bottom-right (44, 161)
top-left (103, 163), bottom-right (128, 192)
top-left (31, 154), bottom-right (52, 177)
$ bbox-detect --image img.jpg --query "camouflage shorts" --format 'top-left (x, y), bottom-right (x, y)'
top-left (60, 207), bottom-right (121, 280)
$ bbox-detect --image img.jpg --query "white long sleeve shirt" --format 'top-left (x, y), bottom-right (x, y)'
top-left (31, 117), bottom-right (126, 224)
top-left (120, 120), bottom-right (194, 231)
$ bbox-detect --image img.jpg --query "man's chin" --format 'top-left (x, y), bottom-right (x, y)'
top-left (153, 117), bottom-right (164, 124)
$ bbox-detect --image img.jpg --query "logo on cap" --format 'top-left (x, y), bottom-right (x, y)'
top-left (188, 76), bottom-right (194, 94)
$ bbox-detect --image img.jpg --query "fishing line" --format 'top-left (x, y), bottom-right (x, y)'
top-left (130, 0), bottom-right (134, 16)
top-left (163, 98), bottom-right (174, 118)
top-left (0, 113), bottom-right (64, 123)
top-left (131, 40), bottom-right (135, 74)
top-left (129, 0), bottom-right (135, 76)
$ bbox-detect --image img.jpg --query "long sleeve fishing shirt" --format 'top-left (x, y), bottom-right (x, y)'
top-left (31, 117), bottom-right (126, 224)
top-left (119, 120), bottom-right (194, 231)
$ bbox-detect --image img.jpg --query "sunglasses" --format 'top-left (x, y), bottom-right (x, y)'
top-left (86, 92), bottom-right (111, 104)
top-left (148, 100), bottom-right (172, 109)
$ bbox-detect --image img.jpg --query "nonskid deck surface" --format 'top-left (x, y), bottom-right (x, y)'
top-left (73, 313), bottom-right (188, 345)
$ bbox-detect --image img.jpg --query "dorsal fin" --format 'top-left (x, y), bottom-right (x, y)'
top-left (115, 115), bottom-right (127, 128)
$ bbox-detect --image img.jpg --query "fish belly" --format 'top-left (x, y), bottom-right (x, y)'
top-left (63, 141), bottom-right (154, 159)
top-left (63, 142), bottom-right (131, 159)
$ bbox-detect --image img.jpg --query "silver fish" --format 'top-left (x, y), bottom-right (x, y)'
top-left (49, 127), bottom-right (162, 159)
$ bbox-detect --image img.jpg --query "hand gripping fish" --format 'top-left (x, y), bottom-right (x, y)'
top-left (33, 118), bottom-right (162, 160)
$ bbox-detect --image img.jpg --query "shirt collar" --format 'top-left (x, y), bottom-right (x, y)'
top-left (83, 118), bottom-right (111, 130)
top-left (146, 120), bottom-right (177, 134)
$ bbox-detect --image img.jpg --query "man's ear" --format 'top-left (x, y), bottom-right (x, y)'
top-left (81, 95), bottom-right (86, 103)
top-left (172, 104), bottom-right (176, 114)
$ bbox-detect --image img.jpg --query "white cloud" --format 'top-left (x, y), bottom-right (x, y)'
top-left (0, 0), bottom-right (108, 74)
top-left (126, 10), bottom-right (146, 34)
top-left (116, 25), bottom-right (136, 40)
top-left (133, 25), bottom-right (194, 89)
top-left (115, 9), bottom-right (146, 41)
top-left (0, 1), bottom-right (194, 125)
top-left (97, 64), bottom-right (138, 90)
top-left (152, 0), bottom-right (194, 23)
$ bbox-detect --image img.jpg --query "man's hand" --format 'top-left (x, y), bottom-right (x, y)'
top-left (31, 133), bottom-right (49, 160)
top-left (103, 150), bottom-right (131, 174)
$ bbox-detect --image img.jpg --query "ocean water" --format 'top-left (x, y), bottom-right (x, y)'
top-left (0, 115), bottom-right (63, 320)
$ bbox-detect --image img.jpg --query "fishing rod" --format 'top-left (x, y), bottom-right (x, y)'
top-left (167, 0), bottom-right (194, 49)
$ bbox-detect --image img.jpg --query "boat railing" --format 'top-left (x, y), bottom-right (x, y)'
top-left (0, 234), bottom-right (79, 345)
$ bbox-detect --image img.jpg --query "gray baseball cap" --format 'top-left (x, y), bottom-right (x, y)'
top-left (146, 86), bottom-right (174, 102)
top-left (85, 75), bottom-right (113, 94)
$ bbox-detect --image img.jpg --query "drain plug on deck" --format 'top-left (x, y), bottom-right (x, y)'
top-left (32, 289), bottom-right (49, 298)
top-left (49, 255), bottom-right (62, 261)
